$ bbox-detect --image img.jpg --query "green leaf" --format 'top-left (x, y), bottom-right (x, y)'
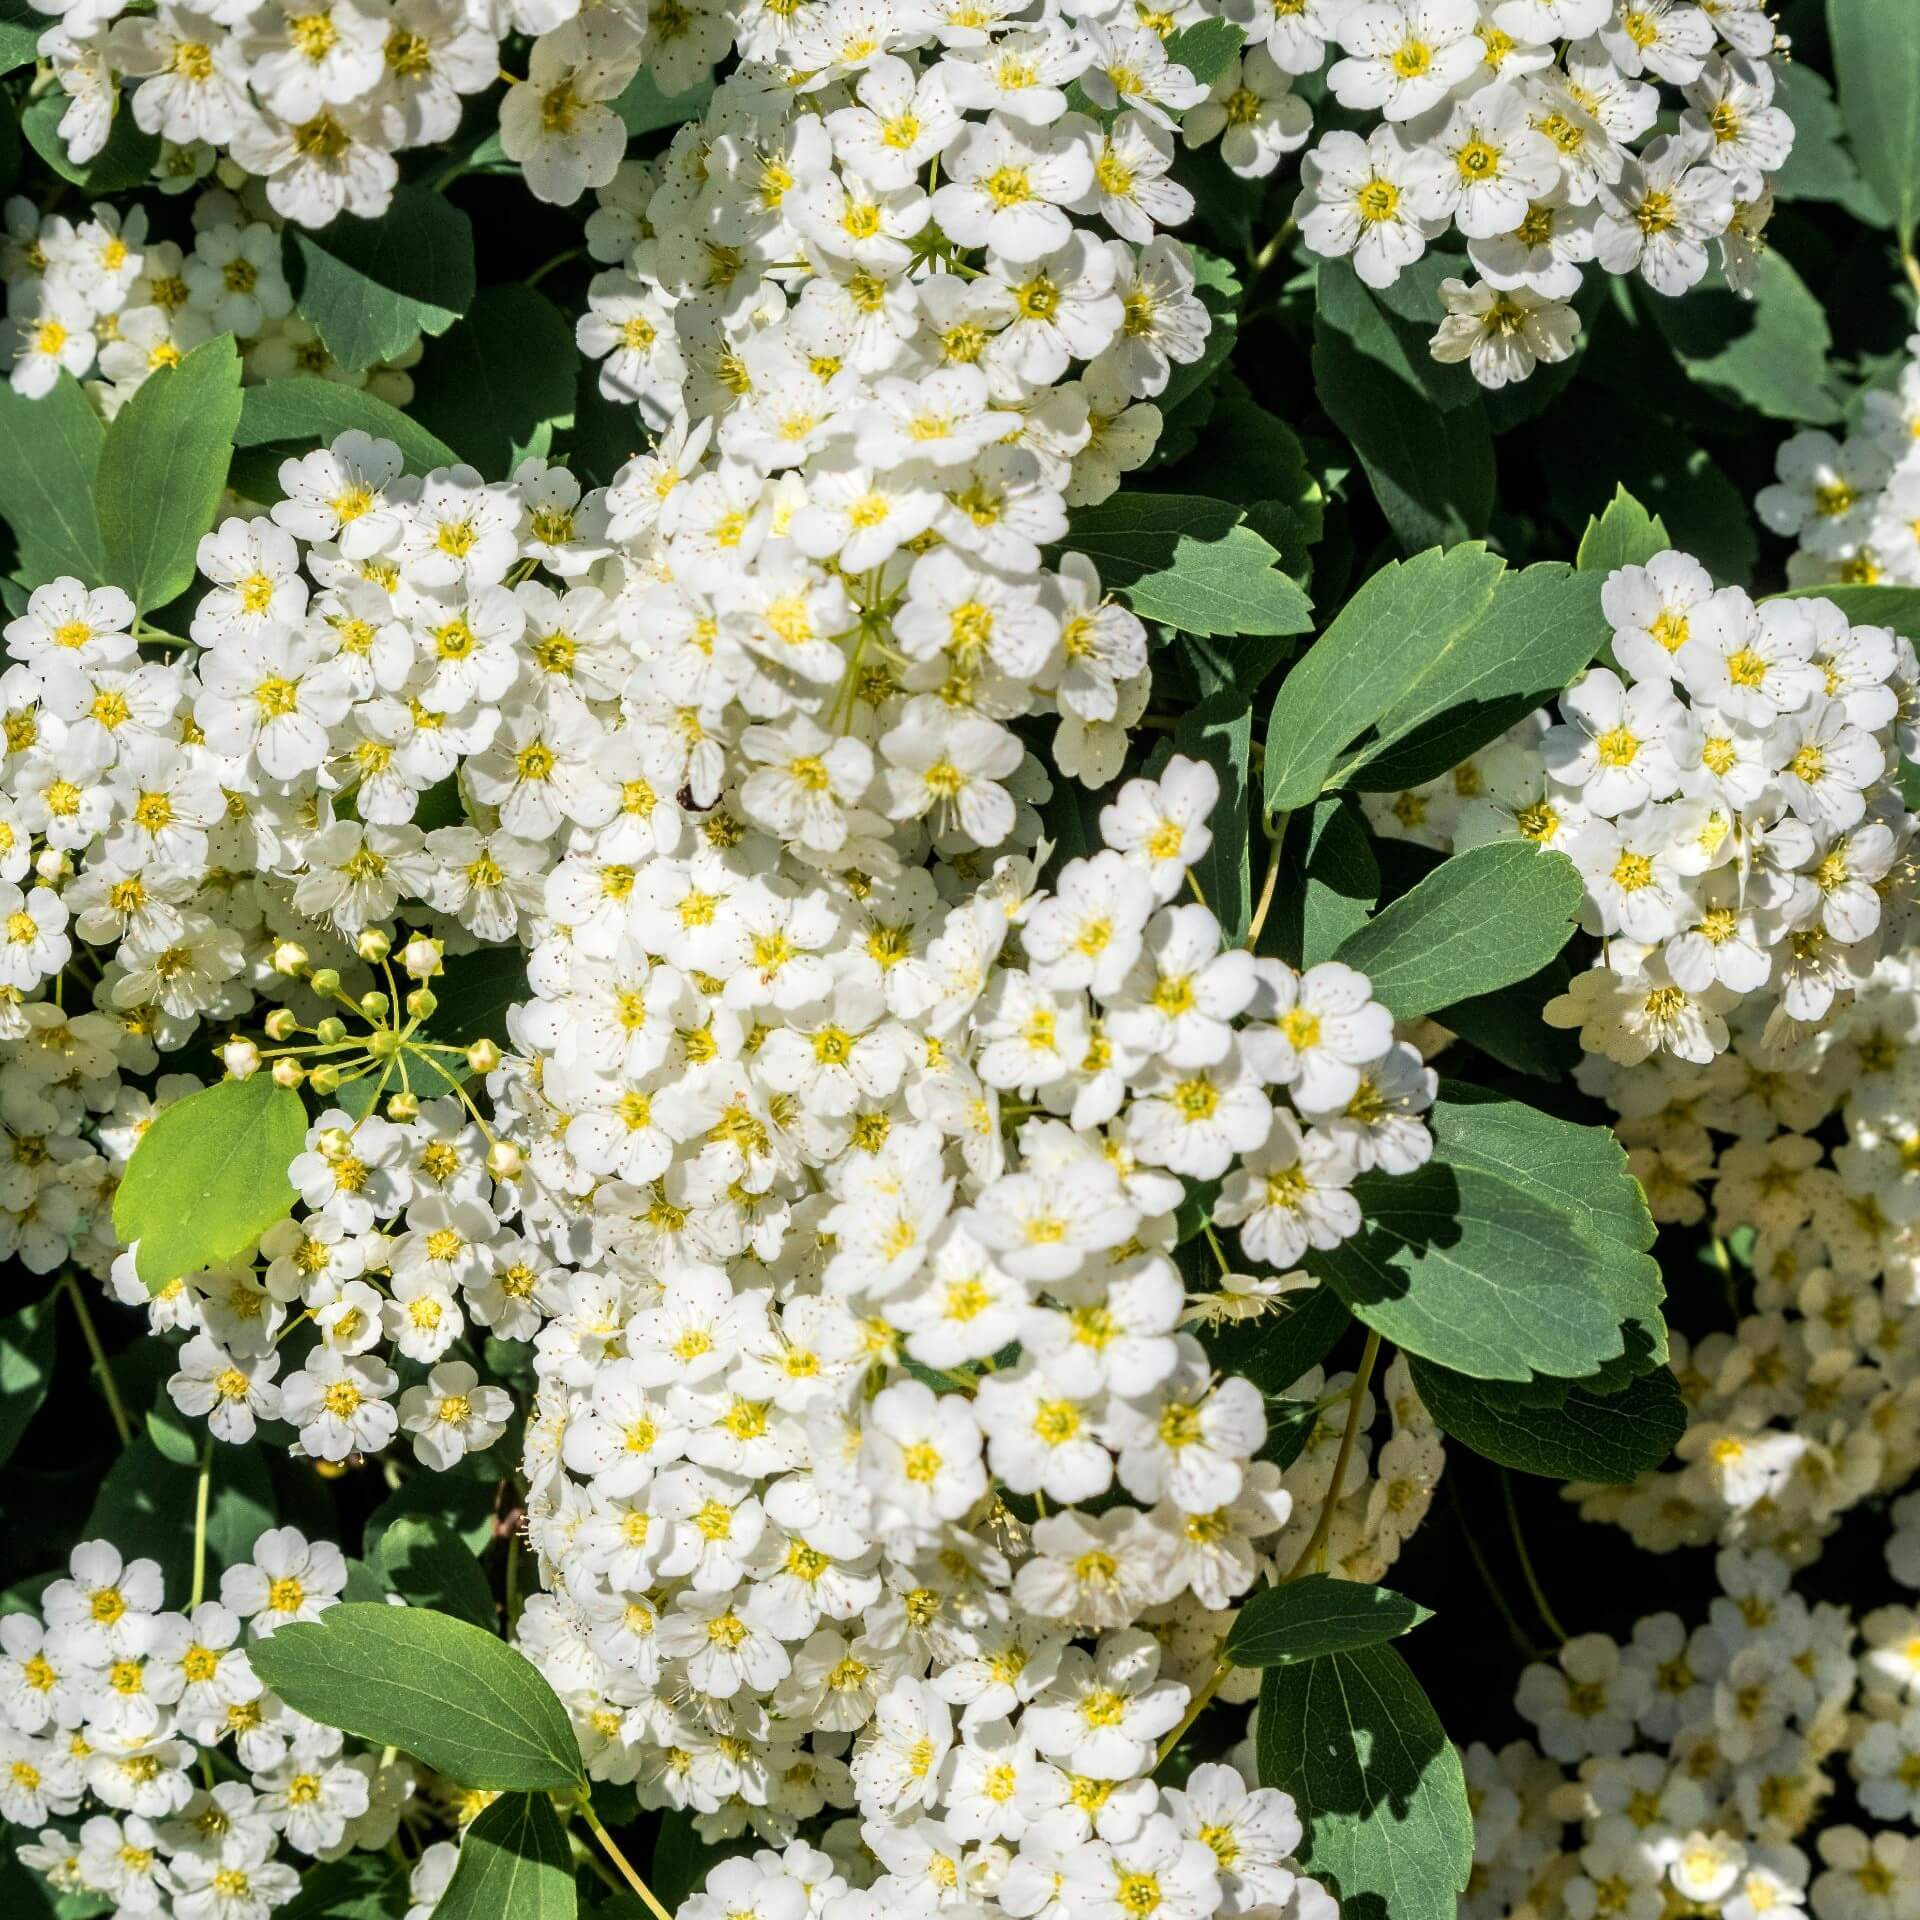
top-left (1829, 0), bottom-right (1920, 244)
top-left (1409, 1360), bottom-right (1686, 1483)
top-left (364, 1465), bottom-right (499, 1561)
top-left (411, 285), bottom-right (576, 480)
top-left (1577, 486), bottom-right (1671, 574)
top-left (0, 0), bottom-right (42, 76)
top-left (287, 186), bottom-right (475, 373)
top-left (247, 1603), bottom-right (583, 1790)
top-left (615, 70), bottom-right (716, 137)
top-left (1165, 17), bottom-right (1243, 86)
top-left (1257, 1645), bottom-right (1473, 1920)
top-left (1225, 1574), bottom-right (1431, 1668)
top-left (22, 94), bottom-right (159, 193)
top-left (113, 1075), bottom-right (307, 1292)
top-left (1431, 953), bottom-right (1579, 1082)
top-left (1330, 843), bottom-right (1582, 1020)
top-left (235, 378), bottom-right (459, 483)
top-left (1177, 696), bottom-right (1255, 941)
top-left (0, 374), bottom-right (105, 586)
top-left (1642, 251), bottom-right (1843, 426)
top-left (1065, 494), bottom-right (1314, 639)
top-left (1262, 546), bottom-right (1505, 815)
top-left (435, 1792), bottom-right (576, 1920)
top-left (374, 1515), bottom-right (497, 1630)
top-left (95, 335), bottom-right (242, 612)
top-left (1296, 799), bottom-right (1380, 969)
top-left (1337, 564), bottom-right (1612, 793)
top-left (0, 1298), bottom-right (54, 1467)
top-left (1312, 1089), bottom-right (1664, 1385)
top-left (276, 1854), bottom-right (410, 1920)
top-left (652, 1811), bottom-right (757, 1910)
top-left (1772, 63), bottom-right (1887, 223)
top-left (1312, 258), bottom-right (1493, 551)
top-left (1771, 583), bottom-right (1920, 637)
top-left (1194, 1285), bottom-right (1350, 1397)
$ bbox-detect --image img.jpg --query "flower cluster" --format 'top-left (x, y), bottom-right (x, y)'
top-left (1362, 554), bottom-right (1919, 1071)
top-left (1760, 329), bottom-right (1920, 591)
top-left (1, 183), bottom-right (420, 403)
top-left (16, 0), bottom-right (717, 231)
top-left (1465, 1540), bottom-right (1920, 1920)
top-left (1277, 0), bottom-right (1795, 388)
top-left (1, 1528), bottom-right (426, 1920)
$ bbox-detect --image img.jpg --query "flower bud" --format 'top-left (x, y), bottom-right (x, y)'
top-left (317, 1128), bottom-right (351, 1159)
top-left (263, 1008), bottom-right (299, 1042)
top-left (487, 1140), bottom-right (523, 1179)
top-left (467, 1038), bottom-right (502, 1075)
top-left (315, 1017), bottom-right (349, 1046)
top-left (407, 987), bottom-right (438, 1021)
top-left (386, 1091), bottom-right (420, 1121)
top-left (310, 1063), bottom-right (344, 1095)
top-left (399, 934), bottom-right (443, 980)
top-left (359, 991), bottom-right (390, 1022)
top-left (222, 1038), bottom-right (261, 1079)
top-left (271, 1058), bottom-right (305, 1089)
top-left (271, 941), bottom-right (309, 976)
top-left (34, 847), bottom-right (68, 884)
top-left (310, 967), bottom-right (342, 996)
top-left (357, 928), bottom-right (392, 963)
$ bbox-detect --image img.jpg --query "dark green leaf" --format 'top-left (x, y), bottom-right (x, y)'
top-left (1257, 1645), bottom-right (1473, 1920)
top-left (1296, 798), bottom-right (1380, 969)
top-left (22, 94), bottom-right (159, 192)
top-left (276, 1854), bottom-right (411, 1920)
top-left (235, 378), bottom-right (459, 483)
top-left (410, 285), bottom-right (576, 479)
top-left (1772, 63), bottom-right (1887, 222)
top-left (0, 0), bottom-right (41, 75)
top-left (114, 1075), bottom-right (307, 1292)
top-left (0, 1298), bottom-right (55, 1467)
top-left (287, 186), bottom-right (476, 372)
top-left (1164, 17), bottom-right (1243, 86)
top-left (1409, 1360), bottom-right (1685, 1483)
top-left (95, 335), bottom-right (242, 612)
top-left (1194, 1285), bottom-right (1350, 1397)
top-left (1178, 696), bottom-right (1255, 941)
top-left (1226, 1574), bottom-right (1431, 1667)
top-left (247, 1603), bottom-right (583, 1789)
top-left (651, 1811), bottom-right (757, 1910)
top-left (1331, 843), bottom-right (1582, 1019)
top-left (436, 1792), bottom-right (576, 1920)
top-left (615, 70), bottom-right (716, 137)
top-left (86, 1437), bottom-right (275, 1599)
top-left (374, 1514), bottom-right (497, 1630)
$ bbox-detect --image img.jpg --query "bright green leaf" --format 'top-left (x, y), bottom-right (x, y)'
top-left (1259, 1645), bottom-right (1473, 1920)
top-left (1065, 494), bottom-right (1314, 639)
top-left (0, 373), bottom-right (105, 587)
top-left (287, 186), bottom-right (476, 373)
top-left (1772, 62), bottom-right (1887, 222)
top-left (1771, 583), bottom-right (1920, 637)
top-left (1331, 843), bottom-right (1583, 1020)
top-left (1165, 17), bottom-right (1243, 86)
top-left (113, 1075), bottom-right (307, 1293)
top-left (434, 1792), bottom-right (576, 1920)
top-left (1409, 1360), bottom-right (1686, 1483)
top-left (1577, 486), bottom-right (1671, 574)
top-left (0, 0), bottom-right (42, 75)
top-left (1225, 1574), bottom-right (1432, 1668)
top-left (1829, 0), bottom-right (1920, 244)
top-left (0, 1298), bottom-right (54, 1467)
top-left (95, 335), bottom-right (243, 613)
top-left (1262, 546), bottom-right (1505, 816)
top-left (247, 1603), bottom-right (583, 1790)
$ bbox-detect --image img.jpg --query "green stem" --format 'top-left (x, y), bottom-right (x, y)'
top-left (578, 1796), bottom-right (671, 1920)
top-left (1500, 1471), bottom-right (1569, 1644)
top-left (1444, 1471), bottom-right (1540, 1660)
top-left (61, 1272), bottom-right (132, 1447)
top-left (1154, 1660), bottom-right (1229, 1769)
top-left (1244, 815), bottom-right (1286, 951)
top-left (527, 245), bottom-right (586, 288)
top-left (1904, 247), bottom-right (1920, 305)
top-left (189, 1431), bottom-right (214, 1609)
top-left (1283, 1328), bottom-right (1381, 1581)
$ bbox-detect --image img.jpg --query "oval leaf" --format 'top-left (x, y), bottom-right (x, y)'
top-left (246, 1603), bottom-right (583, 1790)
top-left (435, 1791), bottom-right (576, 1920)
top-left (113, 1075), bottom-right (307, 1293)
top-left (1225, 1574), bottom-right (1431, 1668)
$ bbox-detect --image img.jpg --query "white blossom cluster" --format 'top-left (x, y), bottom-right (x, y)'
top-left (1, 182), bottom-right (422, 402)
top-left (1465, 1539), bottom-right (1920, 1920)
top-left (1760, 331), bottom-right (1920, 592)
top-left (1361, 555), bottom-right (1920, 1073)
top-left (1275, 0), bottom-right (1796, 388)
top-left (1, 1528), bottom-right (425, 1920)
top-left (18, 0), bottom-right (723, 232)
